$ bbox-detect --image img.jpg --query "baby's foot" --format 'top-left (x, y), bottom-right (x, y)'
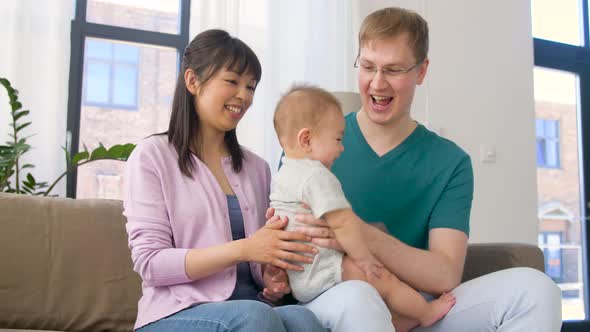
top-left (419, 292), bottom-right (456, 327)
top-left (392, 315), bottom-right (419, 332)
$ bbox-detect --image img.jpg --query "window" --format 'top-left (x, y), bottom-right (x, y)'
top-left (536, 119), bottom-right (560, 168)
top-left (531, 0), bottom-right (583, 46)
top-left (532, 0), bottom-right (590, 326)
top-left (83, 39), bottom-right (139, 109)
top-left (67, 0), bottom-right (190, 199)
top-left (539, 232), bottom-right (565, 282)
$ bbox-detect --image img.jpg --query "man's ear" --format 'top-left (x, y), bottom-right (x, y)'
top-left (296, 128), bottom-right (312, 152)
top-left (416, 58), bottom-right (429, 85)
top-left (185, 68), bottom-right (199, 95)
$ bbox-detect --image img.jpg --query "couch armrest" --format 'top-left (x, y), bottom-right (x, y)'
top-left (462, 243), bottom-right (545, 282)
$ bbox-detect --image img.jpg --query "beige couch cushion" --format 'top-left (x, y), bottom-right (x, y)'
top-left (0, 193), bottom-right (140, 332)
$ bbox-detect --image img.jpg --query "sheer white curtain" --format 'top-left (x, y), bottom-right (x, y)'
top-left (0, 0), bottom-right (73, 196)
top-left (190, 0), bottom-right (361, 171)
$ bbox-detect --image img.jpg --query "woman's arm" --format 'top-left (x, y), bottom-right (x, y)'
top-left (125, 142), bottom-right (317, 287)
top-left (185, 216), bottom-right (318, 280)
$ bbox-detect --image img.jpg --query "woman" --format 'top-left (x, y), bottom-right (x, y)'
top-left (124, 29), bottom-right (325, 332)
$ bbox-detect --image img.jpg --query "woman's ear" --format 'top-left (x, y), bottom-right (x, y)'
top-left (185, 68), bottom-right (198, 95)
top-left (297, 128), bottom-right (312, 152)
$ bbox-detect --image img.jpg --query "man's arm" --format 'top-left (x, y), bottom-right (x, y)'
top-left (365, 225), bottom-right (468, 294)
top-left (324, 208), bottom-right (382, 275)
top-left (296, 215), bottom-right (467, 294)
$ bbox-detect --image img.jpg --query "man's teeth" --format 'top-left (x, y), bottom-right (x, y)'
top-left (372, 95), bottom-right (391, 100)
top-left (226, 105), bottom-right (242, 113)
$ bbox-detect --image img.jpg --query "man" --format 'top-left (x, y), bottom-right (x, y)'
top-left (265, 7), bottom-right (562, 332)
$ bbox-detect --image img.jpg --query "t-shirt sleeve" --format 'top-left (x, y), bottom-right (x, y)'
top-left (302, 168), bottom-right (351, 219)
top-left (428, 154), bottom-right (474, 236)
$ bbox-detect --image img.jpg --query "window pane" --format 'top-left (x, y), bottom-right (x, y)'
top-left (536, 139), bottom-right (546, 166)
top-left (112, 65), bottom-right (137, 107)
top-left (77, 38), bottom-right (178, 200)
top-left (85, 61), bottom-right (110, 104)
top-left (536, 119), bottom-right (545, 137)
top-left (546, 141), bottom-right (560, 167)
top-left (86, 39), bottom-right (112, 59)
top-left (531, 0), bottom-right (583, 46)
top-left (534, 67), bottom-right (584, 320)
top-left (114, 43), bottom-right (139, 63)
top-left (86, 0), bottom-right (181, 34)
top-left (546, 120), bottom-right (558, 138)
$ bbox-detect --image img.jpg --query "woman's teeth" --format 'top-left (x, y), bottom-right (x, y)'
top-left (225, 105), bottom-right (242, 114)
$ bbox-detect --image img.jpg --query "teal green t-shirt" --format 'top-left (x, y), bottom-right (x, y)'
top-left (331, 113), bottom-right (474, 249)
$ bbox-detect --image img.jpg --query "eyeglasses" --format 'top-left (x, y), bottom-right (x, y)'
top-left (353, 55), bottom-right (424, 79)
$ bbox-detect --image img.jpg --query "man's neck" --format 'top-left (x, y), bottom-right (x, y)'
top-left (356, 111), bottom-right (417, 157)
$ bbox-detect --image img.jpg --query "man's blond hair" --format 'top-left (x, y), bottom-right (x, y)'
top-left (359, 7), bottom-right (429, 61)
top-left (273, 85), bottom-right (342, 148)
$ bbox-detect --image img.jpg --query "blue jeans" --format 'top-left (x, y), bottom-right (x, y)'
top-left (137, 300), bottom-right (326, 332)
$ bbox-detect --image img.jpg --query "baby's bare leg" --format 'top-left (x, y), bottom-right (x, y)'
top-left (342, 256), bottom-right (456, 331)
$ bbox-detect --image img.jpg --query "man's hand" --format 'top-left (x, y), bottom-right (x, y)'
top-left (261, 265), bottom-right (291, 304)
top-left (293, 213), bottom-right (343, 251)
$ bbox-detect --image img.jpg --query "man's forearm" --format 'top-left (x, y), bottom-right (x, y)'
top-left (327, 210), bottom-right (376, 263)
top-left (364, 225), bottom-right (461, 294)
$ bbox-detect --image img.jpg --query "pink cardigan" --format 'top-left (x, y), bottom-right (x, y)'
top-left (123, 135), bottom-right (271, 329)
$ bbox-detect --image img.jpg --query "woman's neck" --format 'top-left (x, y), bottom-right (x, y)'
top-left (193, 125), bottom-right (228, 159)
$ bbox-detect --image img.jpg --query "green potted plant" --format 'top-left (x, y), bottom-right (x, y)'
top-left (0, 78), bottom-right (135, 196)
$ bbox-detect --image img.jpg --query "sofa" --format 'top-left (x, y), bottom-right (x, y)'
top-left (0, 193), bottom-right (545, 332)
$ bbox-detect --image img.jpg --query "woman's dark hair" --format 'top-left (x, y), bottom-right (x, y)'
top-left (166, 29), bottom-right (262, 178)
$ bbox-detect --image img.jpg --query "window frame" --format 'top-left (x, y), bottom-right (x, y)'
top-left (66, 0), bottom-right (190, 197)
top-left (82, 39), bottom-right (140, 110)
top-left (533, 1), bottom-right (589, 330)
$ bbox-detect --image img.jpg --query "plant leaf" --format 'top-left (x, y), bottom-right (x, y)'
top-left (10, 101), bottom-right (22, 112)
top-left (21, 186), bottom-right (33, 194)
top-left (90, 146), bottom-right (108, 160)
top-left (107, 145), bottom-right (126, 158)
top-left (26, 173), bottom-right (35, 184)
top-left (62, 146), bottom-right (71, 165)
top-left (16, 122), bottom-right (31, 132)
top-left (71, 151), bottom-right (89, 166)
top-left (13, 110), bottom-right (29, 121)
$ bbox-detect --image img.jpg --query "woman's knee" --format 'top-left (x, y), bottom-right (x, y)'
top-left (229, 300), bottom-right (285, 331)
top-left (275, 305), bottom-right (325, 331)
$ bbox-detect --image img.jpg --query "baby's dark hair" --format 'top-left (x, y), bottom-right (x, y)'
top-left (273, 85), bottom-right (342, 148)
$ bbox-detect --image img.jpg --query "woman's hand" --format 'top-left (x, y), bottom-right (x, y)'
top-left (261, 265), bottom-right (291, 304)
top-left (293, 213), bottom-right (343, 251)
top-left (242, 213), bottom-right (318, 271)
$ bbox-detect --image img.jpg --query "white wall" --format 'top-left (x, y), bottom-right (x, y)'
top-left (358, 0), bottom-right (538, 244)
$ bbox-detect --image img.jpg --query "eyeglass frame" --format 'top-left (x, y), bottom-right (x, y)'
top-left (353, 54), bottom-right (426, 79)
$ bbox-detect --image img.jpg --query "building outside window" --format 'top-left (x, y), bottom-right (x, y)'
top-left (83, 39), bottom-right (139, 110)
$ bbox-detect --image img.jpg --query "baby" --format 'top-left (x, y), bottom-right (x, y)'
top-left (270, 85), bottom-right (456, 331)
